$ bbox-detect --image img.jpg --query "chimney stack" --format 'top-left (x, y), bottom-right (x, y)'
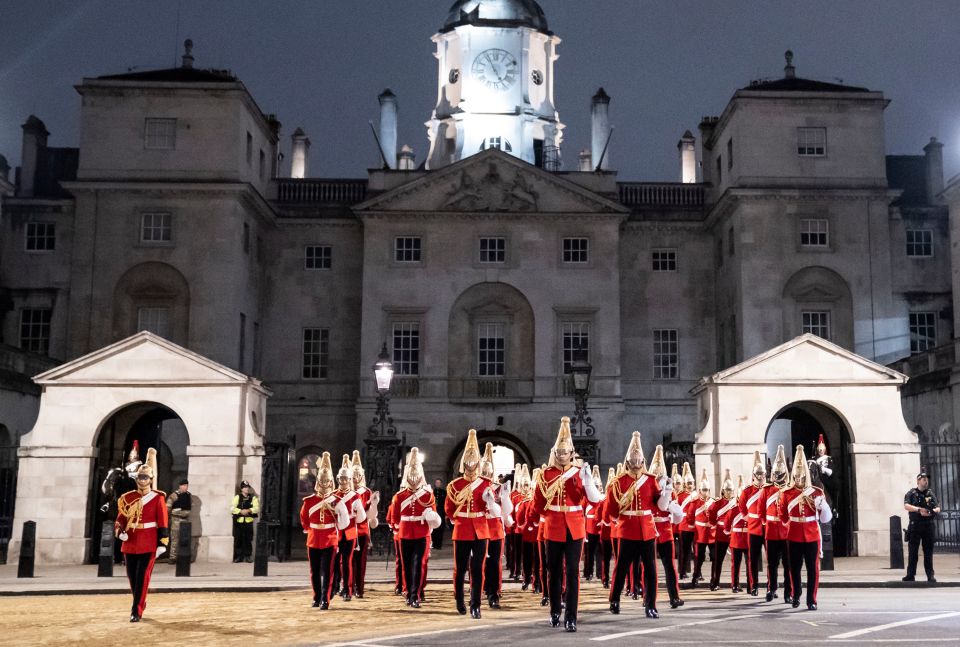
top-left (678, 130), bottom-right (697, 184)
top-left (784, 50), bottom-right (795, 79)
top-left (290, 128), bottom-right (310, 179)
top-left (181, 39), bottom-right (194, 69)
top-left (378, 89), bottom-right (398, 169)
top-left (19, 115), bottom-right (49, 197)
top-left (578, 149), bottom-right (592, 172)
top-left (591, 88), bottom-right (611, 171)
top-left (924, 137), bottom-right (944, 203)
top-left (397, 145), bottom-right (416, 170)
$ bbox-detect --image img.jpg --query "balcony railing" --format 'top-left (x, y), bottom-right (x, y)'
top-left (391, 377), bottom-right (420, 398)
top-left (447, 378), bottom-right (534, 401)
top-left (276, 178), bottom-right (368, 204)
top-left (618, 182), bottom-right (706, 208)
top-left (891, 341), bottom-right (956, 378)
top-left (0, 343), bottom-right (59, 379)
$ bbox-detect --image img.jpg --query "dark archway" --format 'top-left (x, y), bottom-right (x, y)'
top-left (765, 401), bottom-right (856, 556)
top-left (443, 430), bottom-right (534, 484)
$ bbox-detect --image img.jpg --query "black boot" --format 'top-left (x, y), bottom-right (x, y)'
top-left (456, 599), bottom-right (467, 615)
top-left (645, 607), bottom-right (660, 619)
top-left (609, 601), bottom-right (620, 614)
top-left (550, 613), bottom-right (561, 627)
top-left (670, 598), bottom-right (684, 609)
top-left (565, 619), bottom-right (577, 632)
top-left (470, 606), bottom-right (482, 619)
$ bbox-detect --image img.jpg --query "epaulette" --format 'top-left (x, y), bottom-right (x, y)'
top-left (154, 489), bottom-right (167, 498)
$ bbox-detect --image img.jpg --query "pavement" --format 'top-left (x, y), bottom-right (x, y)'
top-left (1, 545), bottom-right (957, 595)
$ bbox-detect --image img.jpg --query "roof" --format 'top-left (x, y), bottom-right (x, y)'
top-left (886, 155), bottom-right (928, 206)
top-left (97, 66), bottom-right (237, 83)
top-left (741, 76), bottom-right (870, 93)
top-left (442, 0), bottom-right (550, 33)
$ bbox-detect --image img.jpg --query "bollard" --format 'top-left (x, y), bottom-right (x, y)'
top-left (889, 515), bottom-right (905, 570)
top-left (98, 521), bottom-right (114, 577)
top-left (17, 521), bottom-right (36, 578)
top-left (253, 523), bottom-right (268, 577)
top-left (175, 521), bottom-right (192, 577)
top-left (820, 521), bottom-right (834, 571)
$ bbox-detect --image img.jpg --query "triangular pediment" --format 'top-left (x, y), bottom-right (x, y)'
top-left (701, 334), bottom-right (907, 387)
top-left (34, 331), bottom-right (252, 385)
top-left (792, 285), bottom-right (839, 302)
top-left (355, 149), bottom-right (629, 215)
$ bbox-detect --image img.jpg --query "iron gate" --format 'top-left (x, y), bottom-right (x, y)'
top-left (260, 438), bottom-right (296, 561)
top-left (920, 433), bottom-right (959, 553)
top-left (0, 443), bottom-right (17, 564)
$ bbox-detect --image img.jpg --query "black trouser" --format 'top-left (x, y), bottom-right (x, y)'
top-left (454, 539), bottom-right (487, 609)
top-left (522, 539), bottom-right (537, 587)
top-left (504, 533), bottom-right (515, 576)
top-left (546, 534), bottom-right (583, 621)
top-left (331, 536), bottom-right (355, 595)
top-left (679, 530), bottom-right (695, 577)
top-left (400, 537), bottom-right (427, 602)
top-left (766, 538), bottom-right (792, 598)
top-left (431, 521), bottom-right (445, 549)
top-left (583, 532), bottom-right (601, 579)
top-left (511, 534), bottom-right (524, 577)
top-left (747, 533), bottom-right (764, 590)
top-left (710, 541), bottom-right (729, 587)
top-left (601, 537), bottom-right (613, 585)
top-left (125, 552), bottom-right (156, 617)
top-left (693, 541), bottom-right (711, 580)
top-left (352, 534), bottom-right (369, 596)
top-left (484, 538), bottom-right (503, 598)
top-left (629, 553), bottom-right (642, 595)
top-left (393, 537), bottom-right (403, 591)
top-left (731, 547), bottom-right (748, 588)
top-left (611, 538), bottom-right (657, 610)
top-left (308, 546), bottom-right (335, 604)
top-left (657, 540), bottom-right (681, 602)
top-left (538, 540), bottom-right (548, 595)
top-left (906, 523), bottom-right (935, 579)
top-left (788, 540), bottom-right (820, 606)
top-left (233, 522), bottom-right (253, 560)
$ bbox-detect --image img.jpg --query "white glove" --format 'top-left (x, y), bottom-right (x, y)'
top-left (483, 487), bottom-right (502, 518)
top-left (352, 498), bottom-right (367, 524)
top-left (118, 532), bottom-right (129, 542)
top-left (500, 481), bottom-right (514, 518)
top-left (423, 508), bottom-right (442, 530)
top-left (815, 496), bottom-right (833, 523)
top-left (580, 462), bottom-right (591, 484)
top-left (657, 479), bottom-right (672, 511)
top-left (335, 501), bottom-right (350, 530)
top-left (366, 493), bottom-right (380, 530)
top-left (582, 463), bottom-right (602, 504)
top-left (668, 500), bottom-right (685, 525)
top-left (370, 491), bottom-right (381, 506)
top-left (504, 513), bottom-right (515, 529)
top-left (155, 545), bottom-right (166, 558)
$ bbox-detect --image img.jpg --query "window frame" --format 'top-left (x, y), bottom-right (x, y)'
top-left (136, 306), bottom-right (171, 339)
top-left (139, 211), bottom-right (173, 245)
top-left (651, 248), bottom-right (678, 272)
top-left (20, 307), bottom-right (53, 354)
top-left (478, 236), bottom-right (507, 264)
top-left (144, 118), bottom-right (177, 150)
top-left (394, 236), bottom-right (423, 264)
top-left (797, 127), bottom-right (827, 157)
top-left (653, 328), bottom-right (679, 380)
top-left (561, 237), bottom-right (590, 265)
top-left (392, 322), bottom-right (421, 376)
top-left (905, 228), bottom-right (933, 258)
top-left (560, 321), bottom-right (590, 374)
top-left (801, 310), bottom-right (831, 340)
top-left (909, 311), bottom-right (937, 354)
top-left (301, 327), bottom-right (330, 380)
top-left (304, 244), bottom-right (333, 270)
top-left (476, 321), bottom-right (506, 377)
top-left (799, 217), bottom-right (830, 249)
top-left (24, 221), bottom-right (56, 252)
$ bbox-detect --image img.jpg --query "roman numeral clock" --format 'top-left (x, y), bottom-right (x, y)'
top-left (472, 48), bottom-right (519, 91)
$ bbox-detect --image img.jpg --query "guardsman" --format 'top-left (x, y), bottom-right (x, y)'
top-left (115, 447), bottom-right (169, 622)
top-left (738, 450), bottom-right (766, 596)
top-left (676, 462), bottom-right (697, 580)
top-left (709, 469), bottom-right (738, 591)
top-left (763, 445), bottom-right (793, 602)
top-left (688, 469), bottom-right (713, 587)
top-left (536, 463), bottom-right (549, 607)
top-left (583, 464), bottom-right (603, 582)
top-left (300, 452), bottom-right (350, 609)
top-left (599, 467), bottom-right (616, 588)
top-left (480, 442), bottom-right (514, 609)
top-left (385, 497), bottom-right (404, 596)
top-left (532, 417), bottom-right (602, 632)
top-left (670, 463), bottom-right (683, 562)
top-left (445, 429), bottom-right (500, 619)
top-left (514, 465), bottom-right (536, 591)
top-left (507, 462), bottom-right (524, 581)
top-left (605, 431), bottom-right (671, 619)
top-left (649, 445), bottom-right (685, 608)
top-left (332, 454), bottom-right (367, 601)
top-left (779, 445), bottom-right (832, 610)
top-left (388, 448), bottom-right (441, 608)
top-left (729, 474), bottom-right (750, 592)
top-left (350, 450), bottom-right (380, 599)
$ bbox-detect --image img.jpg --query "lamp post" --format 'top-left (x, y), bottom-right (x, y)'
top-left (569, 343), bottom-right (599, 466)
top-left (364, 342), bottom-right (401, 554)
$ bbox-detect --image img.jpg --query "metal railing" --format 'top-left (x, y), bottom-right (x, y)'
top-left (275, 178), bottom-right (368, 204)
top-left (391, 377), bottom-right (420, 398)
top-left (618, 182), bottom-right (706, 208)
top-left (447, 378), bottom-right (534, 400)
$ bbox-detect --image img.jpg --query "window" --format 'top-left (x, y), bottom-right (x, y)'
top-left (716, 237), bottom-right (723, 267)
top-left (395, 237), bottom-right (422, 263)
top-left (727, 138), bottom-right (733, 170)
top-left (477, 322), bottom-right (505, 377)
top-left (802, 311), bottom-right (831, 340)
top-left (25, 222), bottom-right (55, 251)
top-left (305, 245), bottom-right (332, 270)
top-left (652, 248), bottom-right (677, 272)
top-left (479, 237), bottom-right (505, 264)
top-left (906, 229), bottom-right (933, 258)
top-left (479, 137), bottom-right (512, 153)
top-left (259, 149), bottom-right (266, 180)
top-left (239, 313), bottom-right (246, 373)
top-left (140, 212), bottom-right (171, 243)
top-left (252, 322), bottom-right (260, 376)
top-left (144, 118), bottom-right (176, 150)
top-left (246, 132), bottom-right (253, 165)
top-left (909, 312), bottom-right (937, 354)
top-left (562, 237), bottom-right (589, 263)
top-left (798, 127), bottom-right (826, 156)
top-left (302, 328), bottom-right (329, 379)
top-left (800, 218), bottom-right (829, 247)
top-left (137, 306), bottom-right (170, 338)
top-left (653, 329), bottom-right (678, 380)
top-left (392, 323), bottom-right (420, 376)
top-left (561, 322), bottom-right (589, 373)
top-left (728, 226), bottom-right (735, 256)
top-left (716, 155), bottom-right (722, 184)
top-left (242, 222), bottom-right (250, 253)
top-left (19, 308), bottom-right (51, 354)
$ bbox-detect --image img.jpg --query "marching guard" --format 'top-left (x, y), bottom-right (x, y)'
top-left (676, 462), bottom-right (697, 580)
top-left (599, 467), bottom-right (617, 588)
top-left (709, 469), bottom-right (738, 591)
top-left (688, 469), bottom-right (714, 587)
top-left (480, 442), bottom-right (514, 609)
top-left (350, 450), bottom-right (380, 598)
top-left (583, 465), bottom-right (604, 582)
top-left (388, 448), bottom-right (441, 608)
top-left (649, 445), bottom-right (685, 608)
top-left (332, 454), bottom-right (366, 601)
top-left (532, 417), bottom-right (602, 631)
top-left (445, 429), bottom-right (501, 619)
top-left (507, 462), bottom-right (524, 581)
top-left (515, 465), bottom-right (540, 592)
top-left (764, 444), bottom-right (793, 602)
top-left (738, 450), bottom-right (767, 596)
top-left (300, 452), bottom-right (350, 609)
top-left (729, 474), bottom-right (750, 592)
top-left (115, 447), bottom-right (169, 622)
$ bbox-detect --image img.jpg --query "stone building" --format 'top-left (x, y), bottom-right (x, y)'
top-left (1, 0), bottom-right (950, 562)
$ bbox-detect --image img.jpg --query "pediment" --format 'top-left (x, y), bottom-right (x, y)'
top-left (703, 334), bottom-right (907, 386)
top-left (792, 285), bottom-right (839, 302)
top-left (34, 331), bottom-right (250, 385)
top-left (355, 149), bottom-right (628, 215)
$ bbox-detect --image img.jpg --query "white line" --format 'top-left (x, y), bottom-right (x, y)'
top-left (830, 612), bottom-right (960, 639)
top-left (326, 617), bottom-right (544, 646)
top-left (590, 613), bottom-right (762, 641)
top-left (657, 639), bottom-right (960, 644)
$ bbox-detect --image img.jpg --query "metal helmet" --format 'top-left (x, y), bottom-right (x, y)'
top-left (682, 461), bottom-right (695, 493)
top-left (751, 449), bottom-right (766, 486)
top-left (698, 468), bottom-right (711, 497)
top-left (404, 447), bottom-right (425, 490)
top-left (315, 452), bottom-right (335, 496)
top-left (125, 440), bottom-right (143, 478)
top-left (459, 429), bottom-right (482, 475)
top-left (351, 450), bottom-right (366, 488)
top-left (770, 444), bottom-right (789, 486)
top-left (480, 442), bottom-right (496, 480)
top-left (605, 466), bottom-right (617, 491)
top-left (136, 447), bottom-right (158, 491)
top-left (816, 433), bottom-right (828, 458)
top-left (623, 431), bottom-right (645, 472)
top-left (648, 444), bottom-right (667, 479)
top-left (735, 473), bottom-right (745, 498)
top-left (791, 444), bottom-right (811, 490)
top-left (720, 468), bottom-right (735, 500)
top-left (671, 463), bottom-right (682, 492)
top-left (548, 417), bottom-right (576, 469)
top-left (591, 464), bottom-right (602, 490)
top-left (337, 454), bottom-right (354, 490)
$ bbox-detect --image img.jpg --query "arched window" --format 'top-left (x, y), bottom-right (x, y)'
top-left (112, 262), bottom-right (190, 345)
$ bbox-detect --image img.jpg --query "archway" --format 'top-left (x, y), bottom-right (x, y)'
top-left (87, 401), bottom-right (190, 563)
top-left (766, 401), bottom-right (855, 556)
top-left (444, 430), bottom-right (534, 484)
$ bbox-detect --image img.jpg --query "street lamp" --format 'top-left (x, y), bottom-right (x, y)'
top-left (569, 342), bottom-right (598, 465)
top-left (364, 342), bottom-right (400, 555)
top-left (369, 342), bottom-right (396, 437)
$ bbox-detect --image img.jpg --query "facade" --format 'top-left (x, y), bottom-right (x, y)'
top-left (2, 1), bottom-right (953, 561)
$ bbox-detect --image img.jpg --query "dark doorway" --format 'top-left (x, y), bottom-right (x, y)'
top-left (444, 430), bottom-right (534, 485)
top-left (0, 424), bottom-right (17, 564)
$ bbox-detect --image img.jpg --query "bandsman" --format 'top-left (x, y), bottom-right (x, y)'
top-left (764, 445), bottom-right (793, 602)
top-left (649, 445), bottom-right (685, 608)
top-left (582, 464), bottom-right (603, 582)
top-left (300, 452), bottom-right (350, 609)
top-left (507, 462), bottom-right (525, 581)
top-left (350, 451), bottom-right (380, 599)
top-left (515, 465), bottom-right (540, 592)
top-left (738, 450), bottom-right (767, 596)
top-left (688, 468), bottom-right (714, 587)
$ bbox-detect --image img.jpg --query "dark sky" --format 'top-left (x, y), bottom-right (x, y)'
top-left (2, 1), bottom-right (959, 182)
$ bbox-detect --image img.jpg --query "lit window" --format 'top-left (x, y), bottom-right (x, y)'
top-left (905, 229), bottom-right (933, 258)
top-left (392, 323), bottom-right (420, 376)
top-left (652, 249), bottom-right (677, 272)
top-left (395, 237), bottom-right (422, 263)
top-left (140, 212), bottom-right (172, 243)
top-left (562, 237), bottom-right (589, 263)
top-left (909, 312), bottom-right (936, 354)
top-left (561, 322), bottom-right (589, 373)
top-left (19, 308), bottom-right (51, 354)
top-left (477, 322), bottom-right (505, 377)
top-left (25, 222), bottom-right (55, 251)
top-left (137, 306), bottom-right (170, 338)
top-left (305, 245), bottom-right (332, 270)
top-left (653, 329), bottom-right (678, 380)
top-left (302, 328), bottom-right (329, 379)
top-left (798, 127), bottom-right (826, 156)
top-left (800, 218), bottom-right (829, 247)
top-left (144, 118), bottom-right (176, 150)
top-left (479, 137), bottom-right (512, 153)
top-left (479, 237), bottom-right (505, 263)
top-left (802, 311), bottom-right (830, 340)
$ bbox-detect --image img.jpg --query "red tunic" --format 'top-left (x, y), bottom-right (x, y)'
top-left (300, 493), bottom-right (341, 549)
top-left (729, 508), bottom-right (749, 550)
top-left (779, 486), bottom-right (826, 543)
top-left (354, 486), bottom-right (372, 536)
top-left (445, 476), bottom-right (494, 541)
top-left (712, 497), bottom-right (738, 543)
top-left (532, 465), bottom-right (589, 542)
top-left (516, 498), bottom-right (539, 542)
top-left (738, 483), bottom-right (765, 536)
top-left (762, 484), bottom-right (790, 541)
top-left (692, 495), bottom-right (714, 544)
top-left (388, 486), bottom-right (437, 540)
top-left (653, 492), bottom-right (675, 544)
top-left (509, 489), bottom-right (524, 534)
top-left (677, 490), bottom-right (696, 532)
top-left (115, 489), bottom-right (168, 554)
top-left (486, 483), bottom-right (506, 540)
top-left (585, 501), bottom-right (600, 535)
top-left (603, 472), bottom-right (660, 542)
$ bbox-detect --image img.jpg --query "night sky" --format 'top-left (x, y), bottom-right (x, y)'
top-left (2, 1), bottom-right (959, 182)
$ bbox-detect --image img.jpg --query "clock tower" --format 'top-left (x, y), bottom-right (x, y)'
top-left (426, 0), bottom-right (564, 170)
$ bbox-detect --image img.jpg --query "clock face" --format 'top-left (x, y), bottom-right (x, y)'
top-left (532, 70), bottom-right (544, 85)
top-left (472, 48), bottom-right (518, 91)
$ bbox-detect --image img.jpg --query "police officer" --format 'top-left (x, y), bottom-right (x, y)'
top-left (232, 480), bottom-right (260, 562)
top-left (903, 469), bottom-right (940, 583)
top-left (166, 478), bottom-right (192, 563)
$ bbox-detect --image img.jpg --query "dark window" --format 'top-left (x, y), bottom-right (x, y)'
top-left (561, 322), bottom-right (589, 373)
top-left (25, 222), bottom-right (55, 251)
top-left (393, 323), bottom-right (420, 376)
top-left (19, 308), bottom-right (51, 354)
top-left (909, 312), bottom-right (936, 354)
top-left (800, 218), bottom-right (829, 247)
top-left (246, 132), bottom-right (253, 165)
top-left (479, 237), bottom-right (505, 263)
top-left (140, 212), bottom-right (172, 243)
top-left (653, 329), bottom-right (678, 379)
top-left (305, 245), bottom-right (332, 270)
top-left (652, 248), bottom-right (677, 272)
top-left (562, 237), bottom-right (589, 263)
top-left (395, 237), bottom-right (422, 262)
top-left (727, 138), bottom-right (733, 170)
top-left (906, 229), bottom-right (933, 258)
top-left (302, 328), bottom-right (329, 379)
top-left (477, 323), bottom-right (505, 376)
top-left (798, 127), bottom-right (826, 156)
top-left (716, 155), bottom-right (722, 184)
top-left (802, 311), bottom-right (830, 340)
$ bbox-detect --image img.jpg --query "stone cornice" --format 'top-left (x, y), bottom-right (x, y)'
top-left (357, 210), bottom-right (625, 222)
top-left (705, 186), bottom-right (898, 229)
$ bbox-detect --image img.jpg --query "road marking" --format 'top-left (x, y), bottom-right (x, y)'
top-left (590, 613), bottom-right (762, 641)
top-left (830, 612), bottom-right (960, 639)
top-left (658, 639), bottom-right (960, 644)
top-left (326, 617), bottom-right (545, 646)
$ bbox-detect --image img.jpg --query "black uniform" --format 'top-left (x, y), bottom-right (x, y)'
top-left (904, 487), bottom-right (939, 581)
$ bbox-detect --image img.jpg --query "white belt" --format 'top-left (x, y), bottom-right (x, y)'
top-left (401, 515), bottom-right (424, 522)
top-left (136, 522), bottom-right (157, 529)
top-left (546, 505), bottom-right (582, 512)
top-left (621, 510), bottom-right (653, 517)
top-left (586, 514), bottom-right (596, 519)
top-left (310, 523), bottom-right (335, 530)
top-left (456, 511), bottom-right (485, 518)
top-left (789, 516), bottom-right (817, 523)
top-left (748, 513), bottom-right (760, 518)
top-left (766, 515), bottom-right (780, 521)
top-left (732, 528), bottom-right (747, 533)
top-left (654, 516), bottom-right (670, 523)
top-left (695, 521), bottom-right (709, 526)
